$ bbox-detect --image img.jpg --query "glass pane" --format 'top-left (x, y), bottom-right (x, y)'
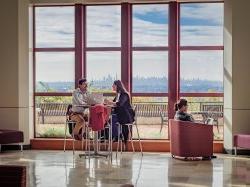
top-left (35, 96), bottom-right (72, 138)
top-left (181, 97), bottom-right (223, 140)
top-left (180, 51), bottom-right (223, 93)
top-left (133, 4), bottom-right (168, 47)
top-left (36, 7), bottom-right (75, 47)
top-left (87, 6), bottom-right (121, 47)
top-left (132, 97), bottom-right (168, 139)
top-left (180, 3), bottom-right (223, 46)
top-left (133, 51), bottom-right (168, 93)
top-left (35, 52), bottom-right (75, 92)
top-left (86, 51), bottom-right (121, 92)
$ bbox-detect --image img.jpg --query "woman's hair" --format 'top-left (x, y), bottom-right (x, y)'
top-left (175, 99), bottom-right (188, 111)
top-left (113, 80), bottom-right (131, 103)
top-left (113, 80), bottom-right (128, 94)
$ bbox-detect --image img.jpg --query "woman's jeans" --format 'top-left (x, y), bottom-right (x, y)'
top-left (111, 114), bottom-right (129, 143)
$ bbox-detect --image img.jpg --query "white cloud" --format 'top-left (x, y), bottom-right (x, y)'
top-left (36, 7), bottom-right (75, 47)
top-left (181, 25), bottom-right (223, 46)
top-left (133, 4), bottom-right (168, 15)
top-left (133, 18), bottom-right (168, 46)
top-left (86, 6), bottom-right (121, 47)
top-left (181, 3), bottom-right (224, 25)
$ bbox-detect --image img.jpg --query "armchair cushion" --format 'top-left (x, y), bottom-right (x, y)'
top-left (0, 129), bottom-right (24, 145)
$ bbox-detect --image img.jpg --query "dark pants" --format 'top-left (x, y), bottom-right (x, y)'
top-left (68, 122), bottom-right (76, 135)
top-left (99, 114), bottom-right (129, 143)
top-left (112, 114), bottom-right (129, 143)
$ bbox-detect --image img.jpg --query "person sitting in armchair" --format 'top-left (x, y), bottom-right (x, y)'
top-left (174, 99), bottom-right (194, 122)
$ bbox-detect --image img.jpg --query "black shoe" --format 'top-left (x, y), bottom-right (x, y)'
top-left (99, 136), bottom-right (105, 143)
top-left (202, 156), bottom-right (212, 160)
top-left (211, 155), bottom-right (217, 159)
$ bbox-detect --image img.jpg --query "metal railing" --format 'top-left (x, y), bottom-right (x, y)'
top-left (35, 101), bottom-right (223, 124)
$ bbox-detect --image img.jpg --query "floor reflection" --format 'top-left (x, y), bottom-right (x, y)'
top-left (0, 151), bottom-right (249, 187)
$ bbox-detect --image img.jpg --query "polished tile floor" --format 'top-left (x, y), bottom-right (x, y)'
top-left (0, 150), bottom-right (250, 187)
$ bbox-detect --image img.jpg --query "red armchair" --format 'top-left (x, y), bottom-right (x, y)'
top-left (234, 134), bottom-right (250, 155)
top-left (169, 119), bottom-right (213, 158)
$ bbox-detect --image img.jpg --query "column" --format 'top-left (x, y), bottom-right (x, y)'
top-left (224, 0), bottom-right (250, 151)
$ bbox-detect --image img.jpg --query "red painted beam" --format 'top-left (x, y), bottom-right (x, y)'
top-left (35, 92), bottom-right (72, 96)
top-left (82, 5), bottom-right (87, 79)
top-left (86, 47), bottom-right (121, 51)
top-left (168, 2), bottom-right (180, 119)
top-left (35, 92), bottom-right (116, 97)
top-left (33, 6), bottom-right (37, 139)
top-left (180, 46), bottom-right (224, 50)
top-left (34, 92), bottom-right (224, 97)
top-left (34, 92), bottom-right (223, 98)
top-left (180, 93), bottom-right (223, 97)
top-left (34, 48), bottom-right (75, 52)
top-left (33, 46), bottom-right (224, 52)
top-left (132, 47), bottom-right (169, 51)
top-left (75, 4), bottom-right (84, 88)
top-left (121, 3), bottom-right (132, 93)
top-left (132, 93), bottom-right (169, 97)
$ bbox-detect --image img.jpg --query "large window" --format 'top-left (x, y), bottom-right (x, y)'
top-left (132, 4), bottom-right (169, 139)
top-left (180, 3), bottom-right (224, 140)
top-left (34, 3), bottom-right (224, 140)
top-left (180, 3), bottom-right (224, 93)
top-left (34, 6), bottom-right (75, 138)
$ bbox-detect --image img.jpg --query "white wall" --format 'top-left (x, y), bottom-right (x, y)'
top-left (0, 0), bottom-right (33, 144)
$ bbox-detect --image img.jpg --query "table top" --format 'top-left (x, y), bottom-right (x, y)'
top-left (74, 104), bottom-right (115, 108)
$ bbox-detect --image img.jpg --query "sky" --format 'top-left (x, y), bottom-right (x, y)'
top-left (35, 3), bottom-right (224, 83)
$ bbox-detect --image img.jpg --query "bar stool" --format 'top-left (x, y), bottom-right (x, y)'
top-left (116, 106), bottom-right (143, 157)
top-left (63, 118), bottom-right (77, 154)
top-left (63, 104), bottom-right (88, 154)
top-left (63, 104), bottom-right (77, 154)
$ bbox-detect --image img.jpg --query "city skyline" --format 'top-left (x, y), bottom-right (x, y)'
top-left (36, 76), bottom-right (223, 93)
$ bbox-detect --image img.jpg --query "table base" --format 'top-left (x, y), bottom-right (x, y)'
top-left (79, 151), bottom-right (110, 158)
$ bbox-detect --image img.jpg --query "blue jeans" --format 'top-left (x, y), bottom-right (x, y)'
top-left (111, 114), bottom-right (119, 138)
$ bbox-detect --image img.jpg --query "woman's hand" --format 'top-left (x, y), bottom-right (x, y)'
top-left (104, 98), bottom-right (110, 105)
top-left (104, 98), bottom-right (116, 106)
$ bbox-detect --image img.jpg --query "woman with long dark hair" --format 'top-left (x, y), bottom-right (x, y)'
top-left (105, 80), bottom-right (135, 143)
top-left (174, 99), bottom-right (194, 122)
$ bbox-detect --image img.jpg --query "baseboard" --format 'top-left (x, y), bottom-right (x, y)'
top-left (0, 144), bottom-right (31, 151)
top-left (31, 138), bottom-right (224, 153)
